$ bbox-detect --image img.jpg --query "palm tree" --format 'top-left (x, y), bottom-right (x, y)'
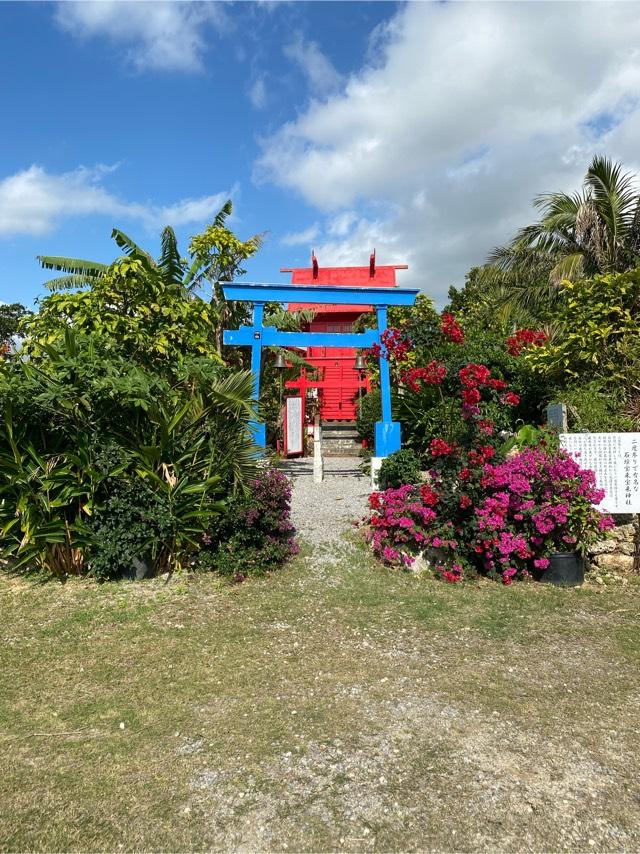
top-left (481, 156), bottom-right (640, 322)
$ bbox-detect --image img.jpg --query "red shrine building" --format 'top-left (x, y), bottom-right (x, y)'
top-left (282, 252), bottom-right (408, 427)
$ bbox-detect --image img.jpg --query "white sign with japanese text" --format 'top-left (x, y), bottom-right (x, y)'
top-left (285, 397), bottom-right (303, 456)
top-left (560, 432), bottom-right (640, 513)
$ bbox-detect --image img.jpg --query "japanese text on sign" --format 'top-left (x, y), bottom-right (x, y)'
top-left (560, 432), bottom-right (640, 513)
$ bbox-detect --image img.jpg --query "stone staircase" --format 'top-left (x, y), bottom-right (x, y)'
top-left (321, 422), bottom-right (362, 457)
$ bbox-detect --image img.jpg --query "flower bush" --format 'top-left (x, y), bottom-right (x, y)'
top-left (366, 445), bottom-right (613, 584)
top-left (363, 311), bottom-right (613, 585)
top-left (470, 447), bottom-right (613, 583)
top-left (506, 328), bottom-right (547, 357)
top-left (198, 466), bottom-right (299, 579)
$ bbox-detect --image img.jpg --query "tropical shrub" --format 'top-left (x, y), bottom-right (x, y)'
top-left (378, 449), bottom-right (422, 490)
top-left (198, 467), bottom-right (298, 578)
top-left (0, 333), bottom-right (258, 578)
top-left (526, 268), bottom-right (640, 387)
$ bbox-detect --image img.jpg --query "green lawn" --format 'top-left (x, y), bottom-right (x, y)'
top-left (2, 539), bottom-right (640, 852)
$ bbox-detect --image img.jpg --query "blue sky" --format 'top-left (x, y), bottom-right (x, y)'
top-left (2, 1), bottom-right (640, 309)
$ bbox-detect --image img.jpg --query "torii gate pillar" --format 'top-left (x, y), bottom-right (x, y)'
top-left (374, 304), bottom-right (401, 456)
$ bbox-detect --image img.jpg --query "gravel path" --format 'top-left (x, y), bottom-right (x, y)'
top-left (281, 456), bottom-right (370, 549)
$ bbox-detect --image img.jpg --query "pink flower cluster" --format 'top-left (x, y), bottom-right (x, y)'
top-left (366, 484), bottom-right (457, 566)
top-left (471, 447), bottom-right (613, 583)
top-left (364, 445), bottom-right (614, 587)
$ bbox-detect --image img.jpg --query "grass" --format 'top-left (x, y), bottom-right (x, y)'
top-left (1, 538), bottom-right (640, 851)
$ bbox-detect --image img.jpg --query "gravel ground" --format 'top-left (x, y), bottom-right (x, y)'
top-left (281, 456), bottom-right (370, 549)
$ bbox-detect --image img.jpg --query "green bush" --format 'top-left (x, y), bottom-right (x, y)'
top-left (0, 333), bottom-right (258, 578)
top-left (378, 449), bottom-right (422, 490)
top-left (88, 465), bottom-right (173, 580)
top-left (356, 388), bottom-right (381, 445)
top-left (557, 382), bottom-right (635, 433)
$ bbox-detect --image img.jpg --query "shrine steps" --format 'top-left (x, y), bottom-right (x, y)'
top-left (321, 422), bottom-right (362, 457)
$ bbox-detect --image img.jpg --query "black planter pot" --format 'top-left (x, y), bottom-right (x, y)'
top-left (541, 552), bottom-right (584, 587)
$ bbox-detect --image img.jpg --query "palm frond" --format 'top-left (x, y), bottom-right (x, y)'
top-left (213, 199), bottom-right (233, 228)
top-left (208, 370), bottom-right (257, 418)
top-left (549, 253), bottom-right (586, 285)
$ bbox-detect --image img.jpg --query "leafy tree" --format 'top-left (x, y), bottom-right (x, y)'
top-left (0, 303), bottom-right (30, 353)
top-left (22, 255), bottom-right (221, 373)
top-left (36, 200), bottom-right (262, 357)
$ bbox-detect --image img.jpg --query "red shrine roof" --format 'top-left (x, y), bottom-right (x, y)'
top-left (283, 253), bottom-right (408, 313)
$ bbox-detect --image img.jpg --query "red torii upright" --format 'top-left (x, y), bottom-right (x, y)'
top-left (281, 252), bottom-right (408, 423)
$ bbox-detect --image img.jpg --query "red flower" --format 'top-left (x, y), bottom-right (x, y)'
top-left (430, 438), bottom-right (454, 457)
top-left (459, 467), bottom-right (471, 481)
top-left (459, 363), bottom-right (491, 388)
top-left (507, 328), bottom-right (547, 357)
top-left (459, 495), bottom-right (472, 509)
top-left (502, 391), bottom-right (520, 406)
top-left (420, 484), bottom-right (439, 506)
top-left (462, 387), bottom-right (481, 405)
top-left (376, 327), bottom-right (413, 362)
top-left (487, 378), bottom-right (507, 391)
top-left (478, 419), bottom-right (494, 435)
top-left (399, 361), bottom-right (447, 392)
top-left (441, 312), bottom-right (465, 344)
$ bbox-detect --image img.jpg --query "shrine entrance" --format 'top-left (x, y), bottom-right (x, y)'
top-left (281, 254), bottom-right (408, 424)
top-left (221, 271), bottom-right (418, 461)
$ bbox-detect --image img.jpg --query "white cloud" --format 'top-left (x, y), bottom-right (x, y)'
top-left (280, 223), bottom-right (320, 246)
top-left (258, 2), bottom-right (640, 304)
top-left (55, 1), bottom-right (228, 72)
top-left (0, 164), bottom-right (230, 236)
top-left (283, 31), bottom-right (342, 94)
top-left (249, 76), bottom-right (268, 109)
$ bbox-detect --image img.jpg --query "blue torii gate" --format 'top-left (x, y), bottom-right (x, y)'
top-left (221, 282), bottom-right (419, 458)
